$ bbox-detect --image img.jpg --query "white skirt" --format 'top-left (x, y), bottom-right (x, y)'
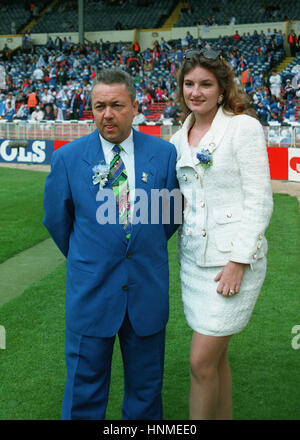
top-left (180, 253), bottom-right (267, 337)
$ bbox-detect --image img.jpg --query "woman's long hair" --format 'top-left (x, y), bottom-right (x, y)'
top-left (176, 54), bottom-right (256, 123)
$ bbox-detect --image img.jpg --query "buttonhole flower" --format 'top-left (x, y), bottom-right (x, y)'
top-left (92, 161), bottom-right (110, 190)
top-left (196, 149), bottom-right (213, 168)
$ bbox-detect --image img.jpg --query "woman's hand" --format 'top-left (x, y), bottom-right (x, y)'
top-left (214, 261), bottom-right (246, 297)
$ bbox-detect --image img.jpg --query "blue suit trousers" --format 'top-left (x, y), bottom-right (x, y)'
top-left (62, 312), bottom-right (166, 420)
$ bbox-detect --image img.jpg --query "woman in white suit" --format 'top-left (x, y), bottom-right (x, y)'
top-left (170, 49), bottom-right (273, 420)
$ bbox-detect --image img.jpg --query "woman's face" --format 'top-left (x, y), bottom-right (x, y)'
top-left (183, 66), bottom-right (222, 117)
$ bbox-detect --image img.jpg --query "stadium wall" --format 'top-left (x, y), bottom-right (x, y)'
top-left (0, 20), bottom-right (297, 52)
top-left (0, 124), bottom-right (299, 182)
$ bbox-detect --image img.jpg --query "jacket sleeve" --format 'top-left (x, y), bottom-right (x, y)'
top-left (229, 116), bottom-right (273, 265)
top-left (43, 149), bottom-right (74, 257)
top-left (164, 144), bottom-right (182, 240)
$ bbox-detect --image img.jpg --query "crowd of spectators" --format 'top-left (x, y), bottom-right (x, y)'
top-left (0, 27), bottom-right (300, 126)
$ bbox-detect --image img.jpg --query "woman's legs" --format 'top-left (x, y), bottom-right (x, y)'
top-left (189, 332), bottom-right (232, 420)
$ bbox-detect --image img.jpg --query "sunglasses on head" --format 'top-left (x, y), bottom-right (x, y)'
top-left (184, 48), bottom-right (221, 60)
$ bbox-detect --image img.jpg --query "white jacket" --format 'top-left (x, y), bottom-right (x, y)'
top-left (171, 106), bottom-right (273, 268)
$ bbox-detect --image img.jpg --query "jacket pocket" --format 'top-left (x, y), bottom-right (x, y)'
top-left (213, 205), bottom-right (242, 224)
top-left (213, 205), bottom-right (242, 253)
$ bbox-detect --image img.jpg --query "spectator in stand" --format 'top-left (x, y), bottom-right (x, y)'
top-left (159, 98), bottom-right (181, 123)
top-left (3, 100), bottom-right (15, 121)
top-left (31, 102), bottom-right (45, 121)
top-left (49, 63), bottom-right (57, 86)
top-left (127, 52), bottom-right (140, 72)
top-left (91, 66), bottom-right (97, 81)
top-left (283, 79), bottom-right (295, 100)
top-left (13, 100), bottom-right (29, 120)
top-left (160, 37), bottom-right (172, 51)
top-left (237, 55), bottom-right (247, 76)
top-left (141, 100), bottom-right (151, 116)
top-left (56, 98), bottom-right (69, 121)
top-left (288, 30), bottom-right (298, 57)
top-left (241, 67), bottom-right (252, 90)
top-left (46, 37), bottom-right (56, 51)
top-left (57, 66), bottom-right (68, 86)
top-left (33, 65), bottom-right (44, 82)
top-left (269, 69), bottom-right (281, 99)
top-left (133, 104), bottom-right (147, 125)
top-left (269, 108), bottom-right (282, 124)
top-left (169, 83), bottom-right (177, 101)
top-left (41, 87), bottom-right (55, 106)
top-left (175, 47), bottom-right (184, 66)
top-left (269, 96), bottom-right (284, 116)
top-left (255, 101), bottom-right (269, 125)
top-left (233, 30), bottom-right (241, 42)
top-left (228, 53), bottom-right (238, 73)
top-left (251, 30), bottom-right (259, 42)
top-left (133, 40), bottom-right (140, 55)
top-left (69, 88), bottom-right (83, 120)
top-left (229, 15), bottom-right (236, 26)
top-left (283, 100), bottom-right (296, 123)
top-left (154, 84), bottom-right (167, 102)
top-left (152, 45), bottom-right (161, 69)
top-left (27, 87), bottom-right (38, 114)
top-left (14, 86), bottom-right (26, 104)
top-left (44, 103), bottom-right (55, 120)
top-left (5, 92), bottom-right (16, 110)
top-left (145, 85), bottom-right (155, 102)
top-left (83, 88), bottom-right (92, 110)
top-left (275, 30), bottom-right (284, 51)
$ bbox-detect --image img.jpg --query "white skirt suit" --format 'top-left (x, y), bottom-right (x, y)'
top-left (170, 107), bottom-right (273, 336)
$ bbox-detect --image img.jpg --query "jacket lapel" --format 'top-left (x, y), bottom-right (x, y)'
top-left (81, 129), bottom-right (126, 243)
top-left (205, 106), bottom-right (233, 154)
top-left (176, 114), bottom-right (195, 170)
top-left (82, 129), bottom-right (106, 197)
top-left (177, 107), bottom-right (234, 173)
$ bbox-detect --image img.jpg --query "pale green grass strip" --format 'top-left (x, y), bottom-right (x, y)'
top-left (0, 238), bottom-right (64, 308)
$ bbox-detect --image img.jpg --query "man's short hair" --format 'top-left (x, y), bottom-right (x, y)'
top-left (91, 68), bottom-right (136, 103)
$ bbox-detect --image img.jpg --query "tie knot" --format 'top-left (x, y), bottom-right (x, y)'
top-left (113, 144), bottom-right (122, 155)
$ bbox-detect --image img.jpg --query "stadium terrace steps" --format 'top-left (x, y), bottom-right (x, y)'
top-left (276, 57), bottom-right (296, 74)
top-left (161, 1), bottom-right (185, 30)
top-left (146, 103), bottom-right (166, 121)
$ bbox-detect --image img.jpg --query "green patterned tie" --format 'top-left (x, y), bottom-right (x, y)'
top-left (110, 145), bottom-right (131, 239)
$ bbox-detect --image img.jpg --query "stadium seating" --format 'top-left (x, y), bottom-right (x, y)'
top-left (280, 53), bottom-right (300, 82)
top-left (29, 0), bottom-right (176, 34)
top-left (174, 0), bottom-right (300, 26)
top-left (0, 0), bottom-right (50, 35)
top-left (0, 0), bottom-right (299, 127)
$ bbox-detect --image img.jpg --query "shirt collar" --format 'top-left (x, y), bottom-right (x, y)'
top-left (99, 130), bottom-right (134, 157)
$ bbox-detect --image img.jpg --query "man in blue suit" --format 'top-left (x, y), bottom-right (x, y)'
top-left (43, 68), bottom-right (180, 420)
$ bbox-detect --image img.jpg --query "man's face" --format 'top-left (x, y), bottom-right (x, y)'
top-left (92, 82), bottom-right (138, 144)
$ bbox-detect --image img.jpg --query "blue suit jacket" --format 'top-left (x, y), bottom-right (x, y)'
top-left (43, 129), bottom-right (180, 337)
